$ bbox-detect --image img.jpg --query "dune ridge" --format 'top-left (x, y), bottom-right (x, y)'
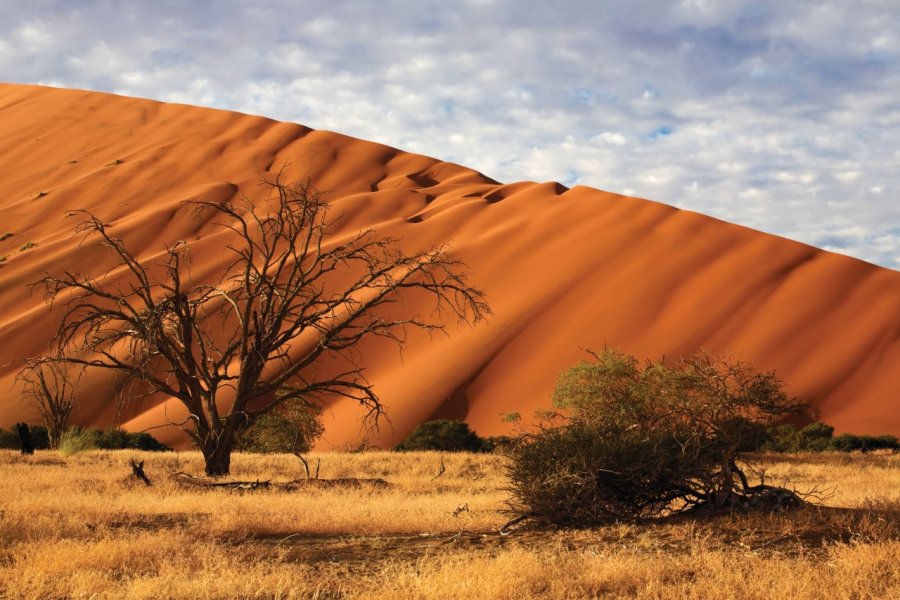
top-left (0, 83), bottom-right (898, 447)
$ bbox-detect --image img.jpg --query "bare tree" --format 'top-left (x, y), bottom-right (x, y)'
top-left (16, 356), bottom-right (80, 449)
top-left (36, 172), bottom-right (490, 475)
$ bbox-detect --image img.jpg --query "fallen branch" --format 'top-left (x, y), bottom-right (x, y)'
top-left (293, 452), bottom-right (321, 479)
top-left (440, 529), bottom-right (484, 545)
top-left (499, 513), bottom-right (535, 535)
top-left (174, 472), bottom-right (270, 490)
top-left (172, 472), bottom-right (389, 491)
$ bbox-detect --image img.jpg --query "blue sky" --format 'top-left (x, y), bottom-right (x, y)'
top-left (1, 0), bottom-right (898, 269)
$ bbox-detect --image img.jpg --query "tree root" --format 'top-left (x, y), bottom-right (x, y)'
top-left (680, 484), bottom-right (807, 515)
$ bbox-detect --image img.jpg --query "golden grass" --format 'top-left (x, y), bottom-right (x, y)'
top-left (0, 449), bottom-right (898, 599)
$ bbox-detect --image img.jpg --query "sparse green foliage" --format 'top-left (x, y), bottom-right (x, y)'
top-left (395, 419), bottom-right (489, 452)
top-left (236, 398), bottom-right (324, 454)
top-left (507, 348), bottom-right (811, 526)
top-left (501, 412), bottom-right (521, 423)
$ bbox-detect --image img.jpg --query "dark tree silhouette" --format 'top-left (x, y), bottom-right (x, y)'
top-left (16, 423), bottom-right (35, 455)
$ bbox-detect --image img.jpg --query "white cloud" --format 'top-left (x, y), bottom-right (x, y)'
top-left (0, 0), bottom-right (898, 268)
top-left (592, 132), bottom-right (627, 146)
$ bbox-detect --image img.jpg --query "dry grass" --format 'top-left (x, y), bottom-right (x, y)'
top-left (0, 448), bottom-right (898, 599)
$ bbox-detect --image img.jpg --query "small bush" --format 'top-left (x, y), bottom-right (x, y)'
top-left (236, 400), bottom-right (324, 454)
top-left (58, 427), bottom-right (100, 456)
top-left (395, 419), bottom-right (489, 452)
top-left (797, 422), bottom-right (835, 451)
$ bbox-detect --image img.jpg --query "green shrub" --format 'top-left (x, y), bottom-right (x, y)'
top-left (797, 422), bottom-right (835, 451)
top-left (236, 400), bottom-right (324, 454)
top-left (395, 419), bottom-right (489, 452)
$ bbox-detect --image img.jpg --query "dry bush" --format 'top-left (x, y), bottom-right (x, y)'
top-left (507, 349), bottom-right (811, 526)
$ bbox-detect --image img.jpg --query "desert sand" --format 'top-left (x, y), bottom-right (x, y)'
top-left (0, 83), bottom-right (897, 448)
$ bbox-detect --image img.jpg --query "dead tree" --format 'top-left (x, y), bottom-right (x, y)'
top-left (36, 171), bottom-right (490, 476)
top-left (15, 357), bottom-right (80, 449)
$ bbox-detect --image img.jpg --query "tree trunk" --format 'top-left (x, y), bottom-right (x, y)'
top-left (715, 443), bottom-right (740, 508)
top-left (202, 429), bottom-right (236, 477)
top-left (47, 425), bottom-right (62, 451)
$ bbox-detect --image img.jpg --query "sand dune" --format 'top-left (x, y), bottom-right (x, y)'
top-left (0, 83), bottom-right (898, 448)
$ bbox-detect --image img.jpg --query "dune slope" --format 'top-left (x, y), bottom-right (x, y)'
top-left (0, 84), bottom-right (898, 447)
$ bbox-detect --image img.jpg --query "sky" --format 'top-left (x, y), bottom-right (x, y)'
top-left (1, 0), bottom-right (898, 269)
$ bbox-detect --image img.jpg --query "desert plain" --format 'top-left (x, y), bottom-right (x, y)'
top-left (0, 84), bottom-right (899, 599)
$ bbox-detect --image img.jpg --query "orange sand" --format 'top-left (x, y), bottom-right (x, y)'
top-left (0, 84), bottom-right (897, 448)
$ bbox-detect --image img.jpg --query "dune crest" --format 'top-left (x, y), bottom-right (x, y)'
top-left (0, 84), bottom-right (898, 447)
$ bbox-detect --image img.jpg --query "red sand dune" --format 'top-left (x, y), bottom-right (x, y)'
top-left (0, 83), bottom-right (898, 449)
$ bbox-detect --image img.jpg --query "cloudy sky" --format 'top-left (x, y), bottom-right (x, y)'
top-left (2, 1), bottom-right (898, 269)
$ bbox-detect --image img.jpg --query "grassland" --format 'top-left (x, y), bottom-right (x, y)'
top-left (0, 449), bottom-right (898, 599)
